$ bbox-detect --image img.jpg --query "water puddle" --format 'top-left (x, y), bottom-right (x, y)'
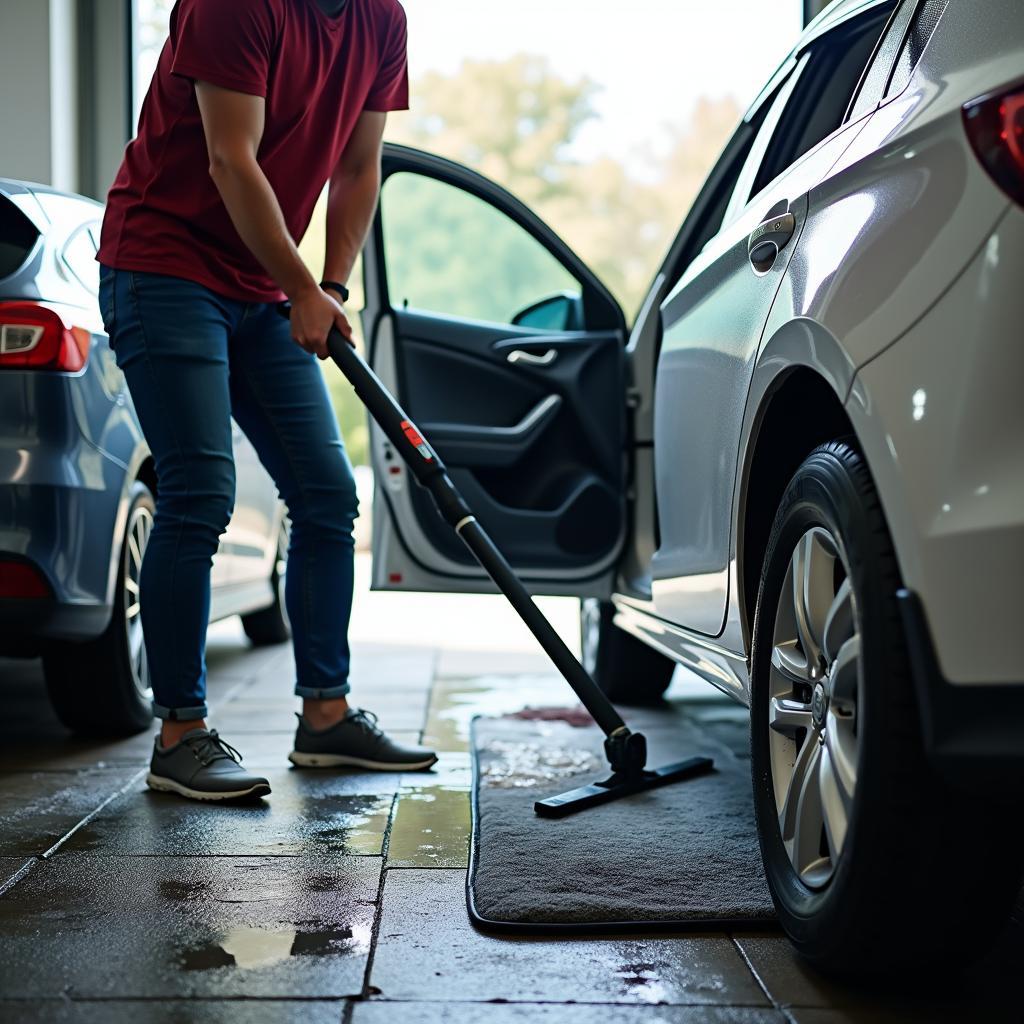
top-left (386, 787), bottom-right (470, 868)
top-left (179, 922), bottom-right (370, 971)
top-left (424, 674), bottom-right (570, 750)
top-left (309, 793), bottom-right (393, 854)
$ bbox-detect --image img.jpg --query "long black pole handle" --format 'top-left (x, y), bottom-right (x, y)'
top-left (306, 320), bottom-right (630, 740)
top-left (325, 328), bottom-right (446, 487)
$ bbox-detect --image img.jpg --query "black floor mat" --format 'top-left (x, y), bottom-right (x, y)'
top-left (468, 706), bottom-right (777, 933)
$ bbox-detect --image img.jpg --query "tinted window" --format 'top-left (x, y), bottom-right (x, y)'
top-left (0, 197), bottom-right (41, 280)
top-left (846, 0), bottom-right (917, 122)
top-left (726, 65), bottom-right (805, 223)
top-left (750, 4), bottom-right (896, 197)
top-left (885, 0), bottom-right (948, 98)
top-left (665, 73), bottom-right (792, 281)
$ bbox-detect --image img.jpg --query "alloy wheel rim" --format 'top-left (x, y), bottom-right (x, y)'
top-left (768, 526), bottom-right (861, 889)
top-left (124, 504), bottom-right (154, 704)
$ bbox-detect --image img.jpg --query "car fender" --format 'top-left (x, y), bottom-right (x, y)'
top-left (728, 318), bottom-right (857, 652)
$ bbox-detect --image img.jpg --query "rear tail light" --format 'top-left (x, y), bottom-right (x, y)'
top-left (0, 302), bottom-right (90, 371)
top-left (0, 561), bottom-right (51, 600)
top-left (963, 82), bottom-right (1024, 207)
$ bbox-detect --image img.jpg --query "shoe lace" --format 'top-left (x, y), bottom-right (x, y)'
top-left (185, 730), bottom-right (243, 768)
top-left (349, 709), bottom-right (382, 737)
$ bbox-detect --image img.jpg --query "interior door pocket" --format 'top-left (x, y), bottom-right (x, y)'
top-left (406, 469), bottom-right (621, 568)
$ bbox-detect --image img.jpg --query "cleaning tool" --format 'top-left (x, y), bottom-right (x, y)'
top-left (284, 309), bottom-right (714, 817)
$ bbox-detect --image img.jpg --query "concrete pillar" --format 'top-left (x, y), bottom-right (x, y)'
top-left (0, 1), bottom-right (78, 190)
top-left (0, 0), bottom-right (131, 198)
top-left (78, 0), bottom-right (134, 199)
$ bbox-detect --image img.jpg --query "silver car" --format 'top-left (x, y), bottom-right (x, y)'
top-left (364, 0), bottom-right (1024, 972)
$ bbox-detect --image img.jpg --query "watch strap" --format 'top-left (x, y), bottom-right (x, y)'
top-left (321, 280), bottom-right (350, 302)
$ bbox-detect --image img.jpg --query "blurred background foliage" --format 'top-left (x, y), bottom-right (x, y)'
top-left (299, 54), bottom-right (740, 466)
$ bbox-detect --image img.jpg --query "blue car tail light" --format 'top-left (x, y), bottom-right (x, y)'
top-left (0, 302), bottom-right (91, 372)
top-left (0, 560), bottom-right (52, 600)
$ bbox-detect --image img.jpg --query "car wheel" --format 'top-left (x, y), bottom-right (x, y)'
top-left (750, 441), bottom-right (1023, 975)
top-left (241, 519), bottom-right (291, 647)
top-left (580, 598), bottom-right (675, 705)
top-left (43, 481), bottom-right (155, 736)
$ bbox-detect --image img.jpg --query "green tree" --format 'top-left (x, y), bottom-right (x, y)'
top-left (387, 57), bottom-right (741, 319)
top-left (299, 56), bottom-right (742, 465)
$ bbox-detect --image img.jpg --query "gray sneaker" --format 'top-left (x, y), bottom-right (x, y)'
top-left (147, 728), bottom-right (271, 802)
top-left (289, 709), bottom-right (438, 771)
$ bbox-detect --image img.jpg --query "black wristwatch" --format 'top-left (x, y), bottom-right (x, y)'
top-left (321, 280), bottom-right (350, 303)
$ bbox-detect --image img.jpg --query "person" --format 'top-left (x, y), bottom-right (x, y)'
top-left (96, 0), bottom-right (436, 802)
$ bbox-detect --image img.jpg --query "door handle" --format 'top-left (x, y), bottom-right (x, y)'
top-left (506, 348), bottom-right (557, 367)
top-left (748, 210), bottom-right (796, 273)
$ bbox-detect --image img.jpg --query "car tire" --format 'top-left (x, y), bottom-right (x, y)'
top-left (43, 482), bottom-right (155, 736)
top-left (241, 519), bottom-right (291, 647)
top-left (750, 441), bottom-right (1023, 976)
top-left (580, 598), bottom-right (675, 704)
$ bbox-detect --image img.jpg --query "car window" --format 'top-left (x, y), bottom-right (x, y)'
top-left (722, 62), bottom-right (806, 228)
top-left (0, 196), bottom-right (40, 280)
top-left (658, 65), bottom-right (797, 289)
top-left (61, 223), bottom-right (100, 293)
top-left (380, 172), bottom-right (581, 327)
top-left (883, 0), bottom-right (948, 99)
top-left (747, 2), bottom-right (896, 200)
top-left (845, 0), bottom-right (917, 122)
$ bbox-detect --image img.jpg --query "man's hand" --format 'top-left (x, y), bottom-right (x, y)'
top-left (289, 286), bottom-right (353, 359)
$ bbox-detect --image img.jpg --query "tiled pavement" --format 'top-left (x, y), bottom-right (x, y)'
top-left (1, 578), bottom-right (1023, 1023)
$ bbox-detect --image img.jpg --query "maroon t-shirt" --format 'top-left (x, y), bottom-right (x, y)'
top-left (98, 0), bottom-right (408, 302)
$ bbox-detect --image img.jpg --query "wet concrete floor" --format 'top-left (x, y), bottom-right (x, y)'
top-left (1, 587), bottom-right (1023, 1022)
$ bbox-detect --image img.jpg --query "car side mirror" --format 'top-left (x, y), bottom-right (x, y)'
top-left (511, 292), bottom-right (585, 332)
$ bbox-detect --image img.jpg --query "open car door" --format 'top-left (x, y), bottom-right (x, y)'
top-left (363, 145), bottom-right (628, 596)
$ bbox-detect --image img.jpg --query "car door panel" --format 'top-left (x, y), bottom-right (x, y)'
top-left (652, 110), bottom-right (874, 637)
top-left (365, 146), bottom-right (628, 596)
top-left (373, 307), bottom-right (625, 579)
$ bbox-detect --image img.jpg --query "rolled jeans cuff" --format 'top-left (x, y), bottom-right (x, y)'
top-left (294, 683), bottom-right (351, 700)
top-left (153, 702), bottom-right (209, 722)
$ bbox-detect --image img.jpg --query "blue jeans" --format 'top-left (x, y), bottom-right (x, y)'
top-left (99, 268), bottom-right (358, 721)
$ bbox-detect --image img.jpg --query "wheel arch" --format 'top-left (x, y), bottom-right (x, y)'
top-left (736, 366), bottom-right (858, 652)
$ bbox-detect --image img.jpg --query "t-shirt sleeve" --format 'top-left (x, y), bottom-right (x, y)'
top-left (364, 3), bottom-right (409, 112)
top-left (170, 0), bottom-right (278, 98)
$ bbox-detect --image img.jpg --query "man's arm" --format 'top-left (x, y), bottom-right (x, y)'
top-left (323, 111), bottom-right (387, 288)
top-left (194, 81), bottom-right (351, 356)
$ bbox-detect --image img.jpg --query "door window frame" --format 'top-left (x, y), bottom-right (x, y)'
top-left (720, 56), bottom-right (809, 229)
top-left (844, 0), bottom-right (917, 122)
top-left (369, 145), bottom-right (626, 338)
top-left (721, 0), bottom-right (897, 226)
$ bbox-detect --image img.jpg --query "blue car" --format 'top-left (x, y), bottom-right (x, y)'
top-left (0, 179), bottom-right (289, 735)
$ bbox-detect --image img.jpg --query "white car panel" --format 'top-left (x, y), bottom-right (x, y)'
top-left (848, 203), bottom-right (1024, 685)
top-left (652, 108), bottom-right (876, 636)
